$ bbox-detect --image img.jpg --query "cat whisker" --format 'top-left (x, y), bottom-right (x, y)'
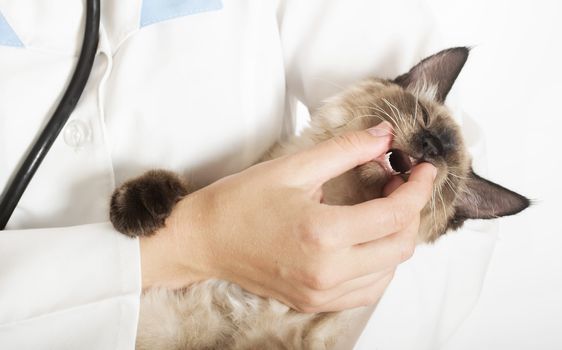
top-left (447, 172), bottom-right (469, 180)
top-left (346, 113), bottom-right (398, 137)
top-left (381, 99), bottom-right (409, 137)
top-left (413, 95), bottom-right (419, 129)
top-left (397, 107), bottom-right (412, 133)
top-left (443, 176), bottom-right (460, 199)
top-left (436, 181), bottom-right (448, 226)
top-left (367, 104), bottom-right (406, 139)
top-left (367, 105), bottom-right (399, 126)
top-left (383, 98), bottom-right (408, 127)
top-left (430, 186), bottom-right (437, 228)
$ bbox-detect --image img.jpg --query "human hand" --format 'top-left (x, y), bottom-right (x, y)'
top-left (140, 122), bottom-right (437, 312)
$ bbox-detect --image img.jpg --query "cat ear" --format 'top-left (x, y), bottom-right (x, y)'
top-left (453, 170), bottom-right (530, 222)
top-left (394, 47), bottom-right (469, 102)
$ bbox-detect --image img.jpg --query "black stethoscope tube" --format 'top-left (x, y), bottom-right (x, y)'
top-left (0, 0), bottom-right (101, 230)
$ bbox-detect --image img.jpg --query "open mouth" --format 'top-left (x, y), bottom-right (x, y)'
top-left (375, 149), bottom-right (418, 175)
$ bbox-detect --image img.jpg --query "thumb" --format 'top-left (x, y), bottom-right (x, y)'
top-left (382, 175), bottom-right (405, 197)
top-left (289, 121), bottom-right (393, 187)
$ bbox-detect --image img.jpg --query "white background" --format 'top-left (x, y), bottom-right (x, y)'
top-left (428, 1), bottom-right (562, 348)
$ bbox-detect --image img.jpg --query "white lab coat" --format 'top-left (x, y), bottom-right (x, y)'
top-left (0, 1), bottom-right (497, 349)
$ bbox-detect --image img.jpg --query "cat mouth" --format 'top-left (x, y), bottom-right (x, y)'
top-left (375, 149), bottom-right (418, 175)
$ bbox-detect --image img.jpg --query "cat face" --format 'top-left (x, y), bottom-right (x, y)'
top-left (312, 47), bottom-right (529, 242)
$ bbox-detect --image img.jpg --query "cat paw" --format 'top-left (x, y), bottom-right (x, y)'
top-left (110, 169), bottom-right (189, 237)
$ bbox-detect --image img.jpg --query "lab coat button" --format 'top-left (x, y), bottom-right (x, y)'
top-left (63, 120), bottom-right (91, 148)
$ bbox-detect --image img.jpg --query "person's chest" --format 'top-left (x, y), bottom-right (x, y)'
top-left (0, 0), bottom-right (287, 229)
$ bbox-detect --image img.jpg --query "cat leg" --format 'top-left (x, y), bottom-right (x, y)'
top-left (110, 169), bottom-right (188, 237)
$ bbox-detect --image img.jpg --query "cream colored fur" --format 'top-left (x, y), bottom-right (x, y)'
top-left (137, 77), bottom-right (471, 349)
top-left (126, 47), bottom-right (533, 349)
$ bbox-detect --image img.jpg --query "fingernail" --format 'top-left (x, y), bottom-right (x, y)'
top-left (367, 121), bottom-right (393, 137)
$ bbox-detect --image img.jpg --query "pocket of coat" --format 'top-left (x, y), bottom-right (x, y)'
top-left (0, 10), bottom-right (23, 47)
top-left (140, 0), bottom-right (223, 28)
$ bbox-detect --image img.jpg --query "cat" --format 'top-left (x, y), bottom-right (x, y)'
top-left (109, 47), bottom-right (530, 349)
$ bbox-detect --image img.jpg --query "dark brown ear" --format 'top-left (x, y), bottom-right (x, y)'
top-left (394, 47), bottom-right (469, 102)
top-left (452, 170), bottom-right (530, 225)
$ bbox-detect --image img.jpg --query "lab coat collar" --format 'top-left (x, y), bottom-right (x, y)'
top-left (0, 0), bottom-right (142, 56)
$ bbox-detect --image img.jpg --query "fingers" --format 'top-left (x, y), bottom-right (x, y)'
top-left (277, 215), bottom-right (419, 311)
top-left (228, 266), bottom-right (392, 314)
top-left (264, 268), bottom-right (395, 313)
top-left (294, 270), bottom-right (395, 313)
top-left (283, 122), bottom-right (393, 188)
top-left (386, 162), bottom-right (437, 205)
top-left (324, 162), bottom-right (436, 246)
top-left (298, 213), bottom-right (419, 290)
top-left (313, 271), bottom-right (394, 312)
top-left (317, 269), bottom-right (393, 301)
top-left (271, 163), bottom-right (433, 312)
top-left (286, 216), bottom-right (419, 312)
top-left (343, 213), bottom-right (420, 280)
top-left (382, 175), bottom-right (405, 197)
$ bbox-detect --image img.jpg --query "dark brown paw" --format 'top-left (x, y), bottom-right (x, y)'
top-left (110, 169), bottom-right (189, 237)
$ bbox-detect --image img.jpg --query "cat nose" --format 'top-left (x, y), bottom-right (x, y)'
top-left (421, 133), bottom-right (443, 158)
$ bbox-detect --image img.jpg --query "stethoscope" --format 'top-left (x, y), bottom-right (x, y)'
top-left (0, 0), bottom-right (101, 229)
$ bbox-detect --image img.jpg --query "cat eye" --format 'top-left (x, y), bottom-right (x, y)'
top-left (419, 102), bottom-right (430, 126)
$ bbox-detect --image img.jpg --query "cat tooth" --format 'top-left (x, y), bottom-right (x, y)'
top-left (374, 151), bottom-right (394, 175)
top-left (388, 149), bottom-right (412, 174)
top-left (386, 152), bottom-right (398, 174)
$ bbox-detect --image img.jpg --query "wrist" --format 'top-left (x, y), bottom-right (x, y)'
top-left (139, 196), bottom-right (211, 290)
top-left (139, 235), bottom-right (190, 290)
